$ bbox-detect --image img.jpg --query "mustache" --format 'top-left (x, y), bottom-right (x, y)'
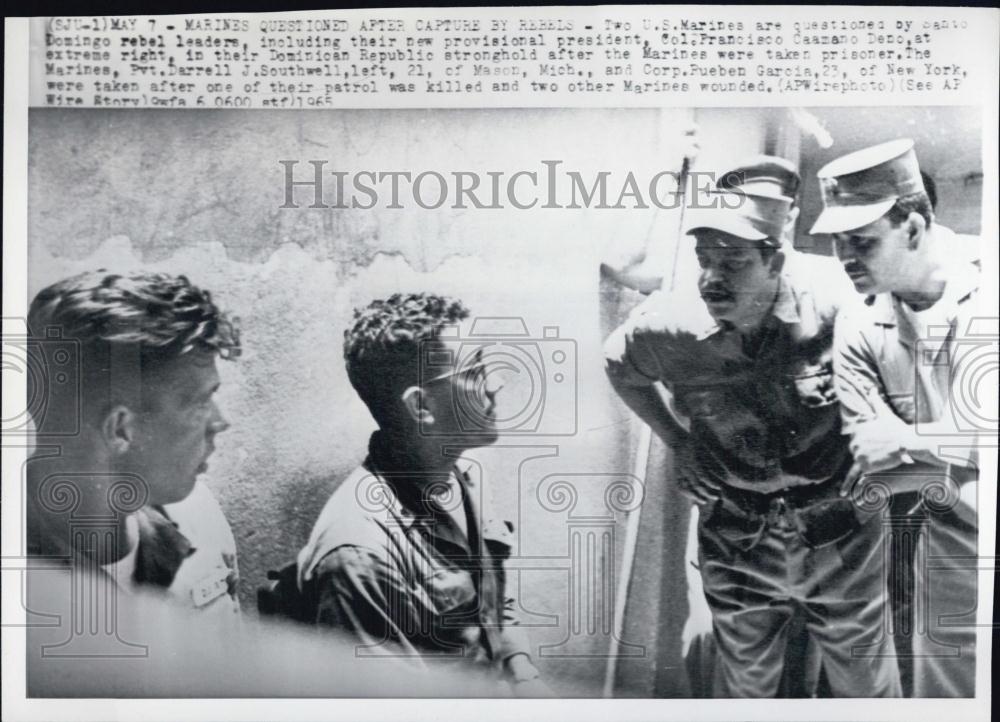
top-left (843, 262), bottom-right (867, 275)
top-left (700, 286), bottom-right (734, 300)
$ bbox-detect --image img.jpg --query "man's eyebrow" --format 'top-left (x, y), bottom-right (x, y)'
top-left (195, 381), bottom-right (221, 400)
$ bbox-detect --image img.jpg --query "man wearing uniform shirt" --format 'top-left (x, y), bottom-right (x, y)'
top-left (25, 271), bottom-right (240, 617)
top-left (296, 293), bottom-right (549, 696)
top-left (164, 480), bottom-right (241, 618)
top-left (604, 160), bottom-right (901, 697)
top-left (814, 139), bottom-right (980, 697)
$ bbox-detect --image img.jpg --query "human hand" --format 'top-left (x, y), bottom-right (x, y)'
top-left (841, 418), bottom-right (916, 496)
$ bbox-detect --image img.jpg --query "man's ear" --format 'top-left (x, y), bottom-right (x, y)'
top-left (101, 405), bottom-right (137, 455)
top-left (783, 206), bottom-right (800, 239)
top-left (401, 386), bottom-right (434, 426)
top-left (906, 211), bottom-right (927, 250)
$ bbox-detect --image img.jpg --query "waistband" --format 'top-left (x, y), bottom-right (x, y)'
top-left (716, 477), bottom-right (844, 518)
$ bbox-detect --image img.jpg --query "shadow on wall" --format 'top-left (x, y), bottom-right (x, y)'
top-left (28, 107), bottom-right (780, 695)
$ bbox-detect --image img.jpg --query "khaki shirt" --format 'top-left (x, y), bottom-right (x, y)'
top-left (297, 433), bottom-right (531, 677)
top-left (605, 250), bottom-right (855, 494)
top-left (833, 246), bottom-right (981, 517)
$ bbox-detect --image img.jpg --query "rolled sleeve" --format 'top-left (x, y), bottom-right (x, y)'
top-left (604, 292), bottom-right (677, 388)
top-left (833, 311), bottom-right (888, 434)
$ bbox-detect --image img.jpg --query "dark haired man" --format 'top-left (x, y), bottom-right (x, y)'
top-left (296, 293), bottom-right (548, 695)
top-left (26, 271), bottom-right (240, 610)
top-left (604, 162), bottom-right (901, 697)
top-left (816, 139), bottom-right (981, 697)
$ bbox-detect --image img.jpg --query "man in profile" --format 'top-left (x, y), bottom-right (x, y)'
top-left (296, 293), bottom-right (549, 695)
top-left (26, 271), bottom-right (240, 613)
top-left (815, 139), bottom-right (980, 697)
top-left (604, 163), bottom-right (901, 696)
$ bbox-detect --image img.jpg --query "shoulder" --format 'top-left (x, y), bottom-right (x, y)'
top-left (311, 465), bottom-right (396, 545)
top-left (614, 289), bottom-right (715, 343)
top-left (313, 544), bottom-right (389, 585)
top-left (298, 464), bottom-right (404, 583)
top-left (784, 250), bottom-right (860, 319)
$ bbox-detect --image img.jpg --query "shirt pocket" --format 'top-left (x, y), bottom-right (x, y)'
top-left (676, 385), bottom-right (728, 419)
top-left (425, 567), bottom-right (478, 615)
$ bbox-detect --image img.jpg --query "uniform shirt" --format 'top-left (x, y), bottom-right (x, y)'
top-left (27, 476), bottom-right (239, 616)
top-left (297, 432), bottom-right (532, 677)
top-left (605, 250), bottom-right (856, 494)
top-left (833, 245), bottom-right (980, 520)
top-left (163, 480), bottom-right (241, 619)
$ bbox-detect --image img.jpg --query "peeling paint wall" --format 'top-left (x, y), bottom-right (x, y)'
top-left (29, 107), bottom-right (768, 694)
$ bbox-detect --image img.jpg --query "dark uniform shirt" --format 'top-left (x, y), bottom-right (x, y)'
top-left (605, 250), bottom-right (856, 494)
top-left (297, 432), bottom-right (531, 676)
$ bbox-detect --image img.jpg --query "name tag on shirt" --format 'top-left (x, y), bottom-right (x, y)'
top-left (191, 566), bottom-right (233, 608)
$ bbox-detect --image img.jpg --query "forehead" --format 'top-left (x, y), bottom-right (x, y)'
top-left (693, 231), bottom-right (761, 257)
top-left (145, 351), bottom-right (220, 398)
top-left (833, 215), bottom-right (893, 241)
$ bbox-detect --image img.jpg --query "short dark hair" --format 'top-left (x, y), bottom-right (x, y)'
top-left (886, 191), bottom-right (933, 228)
top-left (759, 245), bottom-right (779, 264)
top-left (344, 293), bottom-right (470, 428)
top-left (920, 171), bottom-right (938, 210)
top-left (27, 271), bottom-right (239, 430)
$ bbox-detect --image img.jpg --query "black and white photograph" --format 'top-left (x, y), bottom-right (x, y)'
top-left (3, 7), bottom-right (998, 722)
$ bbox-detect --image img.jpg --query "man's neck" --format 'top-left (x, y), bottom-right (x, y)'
top-left (894, 226), bottom-right (949, 312)
top-left (370, 428), bottom-right (461, 488)
top-left (733, 282), bottom-right (782, 338)
top-left (26, 452), bottom-right (137, 563)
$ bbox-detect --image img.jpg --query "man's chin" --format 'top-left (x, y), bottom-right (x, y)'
top-left (702, 300), bottom-right (735, 322)
top-left (462, 429), bottom-right (500, 448)
top-left (849, 276), bottom-right (877, 294)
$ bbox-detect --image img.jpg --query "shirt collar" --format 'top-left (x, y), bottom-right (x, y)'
top-left (866, 240), bottom-right (979, 343)
top-left (364, 433), bottom-right (471, 533)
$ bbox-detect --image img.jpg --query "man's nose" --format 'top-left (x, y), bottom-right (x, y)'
top-left (699, 266), bottom-right (720, 287)
top-left (834, 237), bottom-right (852, 260)
top-left (208, 402), bottom-right (231, 434)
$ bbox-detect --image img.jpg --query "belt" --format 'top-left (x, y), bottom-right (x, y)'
top-left (704, 480), bottom-right (864, 551)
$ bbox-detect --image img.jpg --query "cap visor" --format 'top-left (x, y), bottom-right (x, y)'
top-left (809, 199), bottom-right (895, 235)
top-left (684, 209), bottom-right (769, 241)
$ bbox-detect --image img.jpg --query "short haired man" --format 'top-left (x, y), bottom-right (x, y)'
top-left (296, 293), bottom-right (547, 695)
top-left (604, 160), bottom-right (901, 697)
top-left (814, 139), bottom-right (980, 697)
top-left (26, 271), bottom-right (240, 611)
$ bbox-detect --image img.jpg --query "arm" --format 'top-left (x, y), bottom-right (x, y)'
top-left (604, 300), bottom-right (722, 504)
top-left (603, 315), bottom-right (688, 450)
top-left (311, 545), bottom-right (425, 663)
top-left (833, 312), bottom-right (975, 505)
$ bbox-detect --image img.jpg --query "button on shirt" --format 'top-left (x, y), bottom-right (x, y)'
top-left (605, 250), bottom-right (856, 494)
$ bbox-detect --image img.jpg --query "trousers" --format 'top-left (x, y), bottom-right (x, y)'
top-left (697, 487), bottom-right (902, 698)
top-left (911, 505), bottom-right (977, 697)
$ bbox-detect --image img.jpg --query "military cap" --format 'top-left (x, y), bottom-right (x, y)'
top-left (716, 154), bottom-right (801, 200)
top-left (810, 138), bottom-right (925, 235)
top-left (683, 191), bottom-right (780, 244)
top-left (683, 155), bottom-right (799, 244)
